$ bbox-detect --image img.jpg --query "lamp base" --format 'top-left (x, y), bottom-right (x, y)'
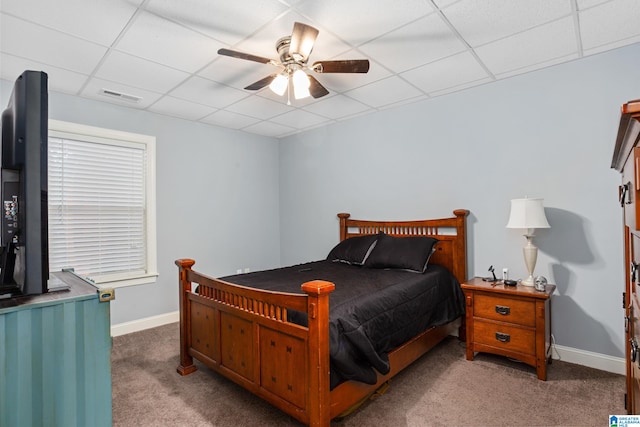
top-left (521, 275), bottom-right (535, 287)
top-left (522, 235), bottom-right (538, 287)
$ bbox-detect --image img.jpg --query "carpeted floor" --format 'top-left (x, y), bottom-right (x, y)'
top-left (111, 323), bottom-right (625, 426)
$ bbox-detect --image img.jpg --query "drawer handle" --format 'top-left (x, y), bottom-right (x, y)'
top-left (495, 305), bottom-right (510, 316)
top-left (495, 332), bottom-right (511, 343)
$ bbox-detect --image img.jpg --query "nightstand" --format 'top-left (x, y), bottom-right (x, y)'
top-left (461, 277), bottom-right (555, 380)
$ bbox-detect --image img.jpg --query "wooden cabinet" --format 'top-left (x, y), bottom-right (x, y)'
top-left (611, 99), bottom-right (640, 414)
top-left (461, 277), bottom-right (555, 380)
top-left (0, 271), bottom-right (112, 427)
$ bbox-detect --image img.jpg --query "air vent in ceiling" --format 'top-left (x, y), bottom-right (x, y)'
top-left (99, 88), bottom-right (142, 103)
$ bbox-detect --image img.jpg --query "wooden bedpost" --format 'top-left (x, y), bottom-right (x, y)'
top-left (452, 209), bottom-right (469, 340)
top-left (175, 258), bottom-right (198, 376)
top-left (337, 213), bottom-right (351, 242)
top-left (301, 280), bottom-right (335, 427)
top-left (452, 209), bottom-right (469, 283)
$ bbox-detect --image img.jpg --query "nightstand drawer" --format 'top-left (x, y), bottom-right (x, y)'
top-left (474, 320), bottom-right (536, 355)
top-left (474, 294), bottom-right (535, 327)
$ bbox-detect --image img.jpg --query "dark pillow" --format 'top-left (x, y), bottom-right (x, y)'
top-left (326, 234), bottom-right (380, 265)
top-left (364, 234), bottom-right (438, 273)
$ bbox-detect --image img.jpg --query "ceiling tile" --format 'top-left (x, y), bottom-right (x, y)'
top-left (243, 120), bottom-right (296, 138)
top-left (114, 11), bottom-right (223, 73)
top-left (226, 95), bottom-right (294, 120)
top-left (475, 16), bottom-right (578, 76)
top-left (432, 0), bottom-right (459, 7)
top-left (345, 76), bottom-right (424, 108)
top-left (144, 0), bottom-right (289, 45)
top-left (0, 14), bottom-right (107, 75)
top-left (170, 76), bottom-right (249, 109)
top-left (302, 94), bottom-right (372, 120)
top-left (199, 57), bottom-right (278, 90)
top-left (378, 94), bottom-right (429, 110)
top-left (0, 53), bottom-right (89, 95)
top-left (441, 0), bottom-right (572, 47)
top-left (576, 0), bottom-right (611, 10)
top-left (0, 0), bottom-right (142, 46)
top-left (492, 53), bottom-right (579, 80)
top-left (270, 109), bottom-right (331, 129)
top-left (359, 13), bottom-right (466, 73)
top-left (95, 50), bottom-right (190, 93)
top-left (147, 96), bottom-right (216, 120)
top-left (1, 0), bottom-right (637, 137)
top-left (80, 77), bottom-right (163, 109)
top-left (296, 0), bottom-right (435, 46)
top-left (428, 76), bottom-right (493, 98)
top-left (400, 51), bottom-right (489, 94)
top-left (200, 110), bottom-right (261, 129)
top-left (579, 0), bottom-right (640, 53)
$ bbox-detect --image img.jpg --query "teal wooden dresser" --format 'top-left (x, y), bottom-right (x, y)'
top-left (0, 271), bottom-right (112, 427)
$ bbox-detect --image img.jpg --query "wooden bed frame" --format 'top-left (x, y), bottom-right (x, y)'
top-left (175, 209), bottom-right (469, 426)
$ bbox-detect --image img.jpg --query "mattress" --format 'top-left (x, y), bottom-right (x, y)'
top-left (220, 260), bottom-right (465, 388)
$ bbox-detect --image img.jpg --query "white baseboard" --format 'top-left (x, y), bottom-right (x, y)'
top-left (111, 313), bottom-right (626, 376)
top-left (552, 343), bottom-right (625, 375)
top-left (111, 311), bottom-right (179, 337)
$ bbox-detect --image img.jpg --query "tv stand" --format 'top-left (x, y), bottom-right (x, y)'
top-left (0, 271), bottom-right (112, 426)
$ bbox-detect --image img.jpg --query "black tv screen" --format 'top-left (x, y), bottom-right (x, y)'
top-left (0, 70), bottom-right (49, 296)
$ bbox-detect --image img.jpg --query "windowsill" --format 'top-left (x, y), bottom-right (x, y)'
top-left (90, 272), bottom-right (159, 289)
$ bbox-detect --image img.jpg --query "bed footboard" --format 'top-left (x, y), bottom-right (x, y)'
top-left (175, 258), bottom-right (335, 426)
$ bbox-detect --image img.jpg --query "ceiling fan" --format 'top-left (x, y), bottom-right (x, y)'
top-left (217, 22), bottom-right (370, 104)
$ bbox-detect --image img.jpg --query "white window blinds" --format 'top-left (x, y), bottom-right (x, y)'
top-left (48, 120), bottom-right (157, 287)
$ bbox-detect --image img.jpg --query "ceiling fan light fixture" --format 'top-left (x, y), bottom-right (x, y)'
top-left (269, 74), bottom-right (288, 96)
top-left (292, 69), bottom-right (311, 100)
top-left (218, 22), bottom-right (370, 103)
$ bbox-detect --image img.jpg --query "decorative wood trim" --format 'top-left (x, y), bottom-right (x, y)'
top-left (611, 100), bottom-right (640, 171)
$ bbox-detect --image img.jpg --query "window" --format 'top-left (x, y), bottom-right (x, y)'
top-left (48, 120), bottom-right (157, 287)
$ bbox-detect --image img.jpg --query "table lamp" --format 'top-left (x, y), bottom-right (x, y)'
top-left (506, 198), bottom-right (550, 286)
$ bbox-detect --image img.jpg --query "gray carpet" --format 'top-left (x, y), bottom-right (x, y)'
top-left (112, 323), bottom-right (625, 426)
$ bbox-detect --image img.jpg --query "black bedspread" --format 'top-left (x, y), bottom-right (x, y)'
top-left (220, 260), bottom-right (465, 388)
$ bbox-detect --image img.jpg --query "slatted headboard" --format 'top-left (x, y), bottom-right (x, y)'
top-left (337, 210), bottom-right (469, 283)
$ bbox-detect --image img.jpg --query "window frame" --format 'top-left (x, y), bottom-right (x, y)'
top-left (48, 119), bottom-right (158, 288)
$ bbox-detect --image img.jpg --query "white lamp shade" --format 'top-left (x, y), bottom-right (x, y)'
top-left (292, 69), bottom-right (311, 99)
top-left (269, 74), bottom-right (288, 96)
top-left (506, 198), bottom-right (550, 229)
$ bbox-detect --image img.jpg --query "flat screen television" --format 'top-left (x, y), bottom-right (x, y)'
top-left (0, 70), bottom-right (49, 297)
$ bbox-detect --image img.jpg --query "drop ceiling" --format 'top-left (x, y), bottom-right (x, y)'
top-left (1, 0), bottom-right (639, 138)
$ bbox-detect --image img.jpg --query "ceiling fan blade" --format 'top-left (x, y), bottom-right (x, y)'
top-left (289, 22), bottom-right (319, 61)
top-left (244, 74), bottom-right (277, 91)
top-left (312, 60), bottom-right (370, 73)
top-left (218, 48), bottom-right (273, 64)
top-left (308, 75), bottom-right (330, 99)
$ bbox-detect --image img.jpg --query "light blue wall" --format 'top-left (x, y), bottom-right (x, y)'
top-left (279, 42), bottom-right (640, 358)
top-left (0, 82), bottom-right (281, 325)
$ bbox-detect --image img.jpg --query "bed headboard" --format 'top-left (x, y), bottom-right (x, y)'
top-left (337, 210), bottom-right (469, 283)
